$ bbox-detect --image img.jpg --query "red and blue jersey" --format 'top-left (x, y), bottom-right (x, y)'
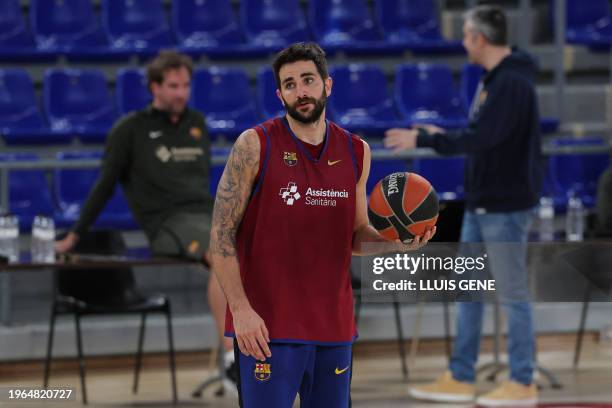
top-left (225, 116), bottom-right (364, 345)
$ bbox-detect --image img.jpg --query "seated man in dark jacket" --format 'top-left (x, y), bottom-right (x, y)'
top-left (55, 51), bottom-right (238, 392)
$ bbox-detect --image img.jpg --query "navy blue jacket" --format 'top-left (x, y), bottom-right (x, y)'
top-left (417, 49), bottom-right (543, 212)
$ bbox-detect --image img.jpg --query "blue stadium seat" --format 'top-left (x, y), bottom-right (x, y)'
top-left (53, 151), bottom-right (137, 230)
top-left (328, 64), bottom-right (402, 135)
top-left (547, 137), bottom-right (610, 210)
top-left (0, 69), bottom-right (67, 145)
top-left (459, 63), bottom-right (560, 134)
top-left (192, 67), bottom-right (261, 139)
top-left (564, 0), bottom-right (612, 47)
top-left (0, 153), bottom-right (55, 230)
top-left (241, 0), bottom-right (309, 50)
top-left (30, 0), bottom-right (108, 59)
top-left (310, 0), bottom-right (401, 54)
top-left (395, 63), bottom-right (467, 129)
top-left (116, 68), bottom-right (151, 115)
top-left (414, 157), bottom-right (465, 200)
top-left (375, 0), bottom-right (464, 54)
top-left (0, 0), bottom-right (37, 60)
top-left (102, 0), bottom-right (175, 57)
top-left (209, 146), bottom-right (230, 196)
top-left (43, 68), bottom-right (116, 144)
top-left (256, 67), bottom-right (285, 120)
top-left (172, 0), bottom-right (264, 58)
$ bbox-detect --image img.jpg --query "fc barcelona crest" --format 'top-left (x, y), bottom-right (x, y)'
top-left (254, 363), bottom-right (271, 382)
top-left (283, 151), bottom-right (298, 167)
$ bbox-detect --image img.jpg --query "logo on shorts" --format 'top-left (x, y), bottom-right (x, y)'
top-left (254, 363), bottom-right (271, 382)
top-left (283, 151), bottom-right (298, 167)
top-left (279, 182), bottom-right (301, 206)
top-left (335, 366), bottom-right (350, 375)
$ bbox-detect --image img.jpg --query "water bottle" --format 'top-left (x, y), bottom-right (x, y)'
top-left (538, 196), bottom-right (555, 241)
top-left (566, 192), bottom-right (585, 242)
top-left (7, 215), bottom-right (19, 263)
top-left (31, 216), bottom-right (55, 263)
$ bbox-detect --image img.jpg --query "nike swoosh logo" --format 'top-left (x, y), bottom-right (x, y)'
top-left (335, 366), bottom-right (350, 375)
top-left (328, 159), bottom-right (342, 166)
top-left (149, 131), bottom-right (162, 139)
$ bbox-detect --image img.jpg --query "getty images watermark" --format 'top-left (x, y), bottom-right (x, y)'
top-left (358, 241), bottom-right (612, 303)
top-left (371, 252), bottom-right (493, 292)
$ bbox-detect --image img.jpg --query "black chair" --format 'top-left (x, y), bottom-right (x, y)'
top-left (43, 231), bottom-right (177, 404)
top-left (352, 200), bottom-right (464, 380)
top-left (352, 275), bottom-right (409, 380)
top-left (563, 242), bottom-right (612, 368)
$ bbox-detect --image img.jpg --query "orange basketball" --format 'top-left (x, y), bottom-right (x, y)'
top-left (368, 172), bottom-right (439, 243)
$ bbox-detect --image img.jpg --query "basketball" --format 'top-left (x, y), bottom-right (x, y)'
top-left (368, 172), bottom-right (439, 243)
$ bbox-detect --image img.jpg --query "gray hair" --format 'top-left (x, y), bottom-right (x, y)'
top-left (464, 5), bottom-right (508, 46)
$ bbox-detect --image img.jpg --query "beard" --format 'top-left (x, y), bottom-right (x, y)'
top-left (158, 98), bottom-right (187, 116)
top-left (283, 89), bottom-right (327, 124)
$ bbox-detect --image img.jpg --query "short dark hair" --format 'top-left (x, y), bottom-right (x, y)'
top-left (464, 5), bottom-right (508, 46)
top-left (272, 42), bottom-right (329, 88)
top-left (146, 50), bottom-right (193, 91)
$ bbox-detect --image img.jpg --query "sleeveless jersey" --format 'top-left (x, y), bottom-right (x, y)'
top-left (225, 117), bottom-right (364, 344)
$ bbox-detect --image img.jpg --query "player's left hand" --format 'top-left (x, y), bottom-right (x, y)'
top-left (384, 128), bottom-right (418, 151)
top-left (397, 226), bottom-right (436, 251)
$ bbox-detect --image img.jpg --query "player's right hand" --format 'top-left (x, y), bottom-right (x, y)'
top-left (55, 231), bottom-right (79, 253)
top-left (233, 306), bottom-right (272, 361)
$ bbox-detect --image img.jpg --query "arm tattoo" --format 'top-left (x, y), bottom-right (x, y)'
top-left (210, 130), bottom-right (259, 258)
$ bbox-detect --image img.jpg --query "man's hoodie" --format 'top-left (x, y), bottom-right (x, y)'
top-left (417, 48), bottom-right (543, 212)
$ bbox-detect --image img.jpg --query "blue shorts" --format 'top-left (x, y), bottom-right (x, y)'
top-left (235, 341), bottom-right (353, 408)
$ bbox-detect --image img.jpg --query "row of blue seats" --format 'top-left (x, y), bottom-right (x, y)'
top-left (0, 63), bottom-right (559, 145)
top-left (370, 138), bottom-right (610, 212)
top-left (564, 0), bottom-right (612, 49)
top-left (2, 0), bottom-right (610, 62)
top-left (0, 0), bottom-right (462, 61)
top-left (1, 152), bottom-right (136, 231)
top-left (1, 142), bottom-right (608, 232)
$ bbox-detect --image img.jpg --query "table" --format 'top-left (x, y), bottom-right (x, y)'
top-left (0, 249), bottom-right (198, 324)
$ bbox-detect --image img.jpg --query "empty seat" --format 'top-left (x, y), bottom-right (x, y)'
top-left (375, 0), bottom-right (464, 54)
top-left (54, 151), bottom-right (137, 230)
top-left (116, 68), bottom-right (151, 115)
top-left (310, 0), bottom-right (397, 54)
top-left (0, 153), bottom-right (55, 229)
top-left (173, 0), bottom-right (251, 57)
top-left (256, 67), bottom-right (285, 119)
top-left (0, 69), bottom-right (66, 145)
top-left (414, 157), bottom-right (465, 200)
top-left (102, 0), bottom-right (175, 56)
top-left (191, 67), bottom-right (260, 139)
top-left (564, 0), bottom-right (612, 47)
top-left (30, 0), bottom-right (107, 58)
top-left (210, 146), bottom-right (230, 196)
top-left (241, 0), bottom-right (309, 49)
top-left (328, 64), bottom-right (401, 135)
top-left (548, 137), bottom-right (610, 209)
top-left (0, 0), bottom-right (36, 58)
top-left (395, 64), bottom-right (467, 128)
top-left (367, 149), bottom-right (412, 195)
top-left (43, 68), bottom-right (116, 143)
